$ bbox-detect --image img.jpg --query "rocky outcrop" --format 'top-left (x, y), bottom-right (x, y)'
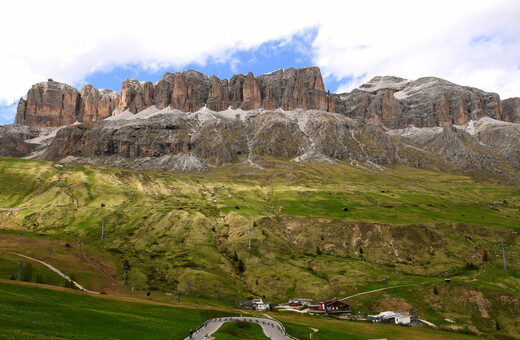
top-left (338, 76), bottom-right (503, 129)
top-left (0, 125), bottom-right (48, 157)
top-left (15, 81), bottom-right (81, 127)
top-left (502, 98), bottom-right (520, 123)
top-left (116, 79), bottom-right (154, 114)
top-left (15, 80), bottom-right (120, 127)
top-left (79, 85), bottom-right (120, 121)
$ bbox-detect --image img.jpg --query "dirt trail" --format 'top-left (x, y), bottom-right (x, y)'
top-left (8, 251), bottom-right (101, 294)
top-left (339, 281), bottom-right (428, 301)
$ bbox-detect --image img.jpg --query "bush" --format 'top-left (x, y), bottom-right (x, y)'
top-left (235, 321), bottom-right (250, 329)
top-left (316, 247), bottom-right (321, 255)
top-left (237, 259), bottom-right (245, 273)
top-left (464, 262), bottom-right (479, 270)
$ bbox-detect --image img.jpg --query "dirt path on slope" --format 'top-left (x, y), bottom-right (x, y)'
top-left (9, 251), bottom-right (101, 294)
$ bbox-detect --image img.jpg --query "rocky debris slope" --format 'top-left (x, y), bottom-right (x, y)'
top-left (337, 76), bottom-right (505, 129)
top-left (0, 125), bottom-right (56, 157)
top-left (8, 107), bottom-right (513, 179)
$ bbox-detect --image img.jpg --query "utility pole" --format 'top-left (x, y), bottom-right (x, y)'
top-left (79, 241), bottom-right (82, 257)
top-left (187, 280), bottom-right (192, 293)
top-left (172, 290), bottom-right (185, 302)
top-left (248, 227), bottom-right (252, 249)
top-left (498, 242), bottom-right (507, 271)
top-left (17, 261), bottom-right (23, 281)
top-left (48, 248), bottom-right (52, 259)
top-left (101, 217), bottom-right (105, 241)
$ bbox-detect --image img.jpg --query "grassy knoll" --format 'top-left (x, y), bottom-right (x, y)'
top-left (213, 321), bottom-right (267, 339)
top-left (0, 157), bottom-right (519, 338)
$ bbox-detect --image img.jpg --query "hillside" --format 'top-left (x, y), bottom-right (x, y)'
top-left (0, 157), bottom-right (519, 338)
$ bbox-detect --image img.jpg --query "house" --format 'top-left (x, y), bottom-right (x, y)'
top-left (308, 302), bottom-right (327, 314)
top-left (284, 300), bottom-right (305, 310)
top-left (308, 299), bottom-right (352, 315)
top-left (324, 299), bottom-right (352, 315)
top-left (251, 298), bottom-right (270, 311)
top-left (368, 311), bottom-right (411, 325)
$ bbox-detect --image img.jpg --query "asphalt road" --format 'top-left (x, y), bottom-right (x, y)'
top-left (184, 316), bottom-right (293, 340)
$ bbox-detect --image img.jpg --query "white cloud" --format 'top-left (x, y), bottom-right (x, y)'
top-left (0, 0), bottom-right (519, 121)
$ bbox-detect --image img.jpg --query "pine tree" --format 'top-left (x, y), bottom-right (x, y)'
top-left (316, 247), bottom-right (322, 255)
top-left (21, 263), bottom-right (33, 282)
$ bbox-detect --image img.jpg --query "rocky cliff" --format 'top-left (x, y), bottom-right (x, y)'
top-left (502, 97), bottom-right (520, 123)
top-left (14, 67), bottom-right (337, 127)
top-left (15, 81), bottom-right (119, 127)
top-left (14, 68), bottom-right (516, 130)
top-left (337, 76), bottom-right (504, 129)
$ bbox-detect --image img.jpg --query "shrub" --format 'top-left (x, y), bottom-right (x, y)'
top-left (235, 321), bottom-right (250, 329)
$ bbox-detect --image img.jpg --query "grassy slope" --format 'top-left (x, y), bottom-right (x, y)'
top-left (0, 280), bottom-right (480, 340)
top-left (0, 280), bottom-right (229, 340)
top-left (0, 157), bottom-right (519, 338)
top-left (213, 321), bottom-right (267, 339)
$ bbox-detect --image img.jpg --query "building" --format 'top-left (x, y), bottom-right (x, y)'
top-left (284, 300), bottom-right (304, 309)
top-left (308, 299), bottom-right (351, 315)
top-left (368, 311), bottom-right (411, 325)
top-left (308, 302), bottom-right (327, 314)
top-left (324, 299), bottom-right (352, 315)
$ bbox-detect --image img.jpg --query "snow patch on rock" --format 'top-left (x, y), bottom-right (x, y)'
top-left (386, 125), bottom-right (443, 137)
top-left (454, 116), bottom-right (519, 135)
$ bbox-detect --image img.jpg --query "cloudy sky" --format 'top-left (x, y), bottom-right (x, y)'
top-left (0, 0), bottom-right (519, 124)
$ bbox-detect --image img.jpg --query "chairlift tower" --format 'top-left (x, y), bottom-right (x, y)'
top-left (498, 242), bottom-right (507, 271)
top-left (17, 261), bottom-right (23, 281)
top-left (101, 217), bottom-right (105, 241)
top-left (172, 290), bottom-right (185, 302)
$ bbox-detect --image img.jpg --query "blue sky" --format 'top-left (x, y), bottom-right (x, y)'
top-left (81, 28), bottom-right (344, 95)
top-left (0, 0), bottom-right (519, 125)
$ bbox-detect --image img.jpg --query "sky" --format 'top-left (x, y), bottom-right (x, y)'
top-left (0, 0), bottom-right (519, 125)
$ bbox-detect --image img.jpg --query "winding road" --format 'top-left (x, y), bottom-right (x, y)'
top-left (184, 316), bottom-right (293, 340)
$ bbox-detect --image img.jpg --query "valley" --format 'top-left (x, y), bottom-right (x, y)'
top-left (0, 157), bottom-right (518, 339)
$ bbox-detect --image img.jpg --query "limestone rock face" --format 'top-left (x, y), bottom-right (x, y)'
top-left (502, 98), bottom-right (520, 123)
top-left (339, 76), bottom-right (503, 129)
top-left (14, 68), bottom-right (513, 130)
top-left (15, 81), bottom-right (81, 127)
top-left (242, 72), bottom-right (262, 110)
top-left (207, 76), bottom-right (231, 111)
top-left (117, 79), bottom-right (154, 114)
top-left (79, 85), bottom-right (120, 122)
top-left (255, 67), bottom-right (333, 111)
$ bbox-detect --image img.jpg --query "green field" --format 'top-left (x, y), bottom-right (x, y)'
top-left (0, 157), bottom-right (519, 338)
top-left (0, 280), bottom-right (483, 340)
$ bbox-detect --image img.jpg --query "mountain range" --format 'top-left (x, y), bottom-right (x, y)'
top-left (2, 67), bottom-right (520, 181)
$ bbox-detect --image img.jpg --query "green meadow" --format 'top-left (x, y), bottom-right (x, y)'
top-left (0, 157), bottom-right (519, 338)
